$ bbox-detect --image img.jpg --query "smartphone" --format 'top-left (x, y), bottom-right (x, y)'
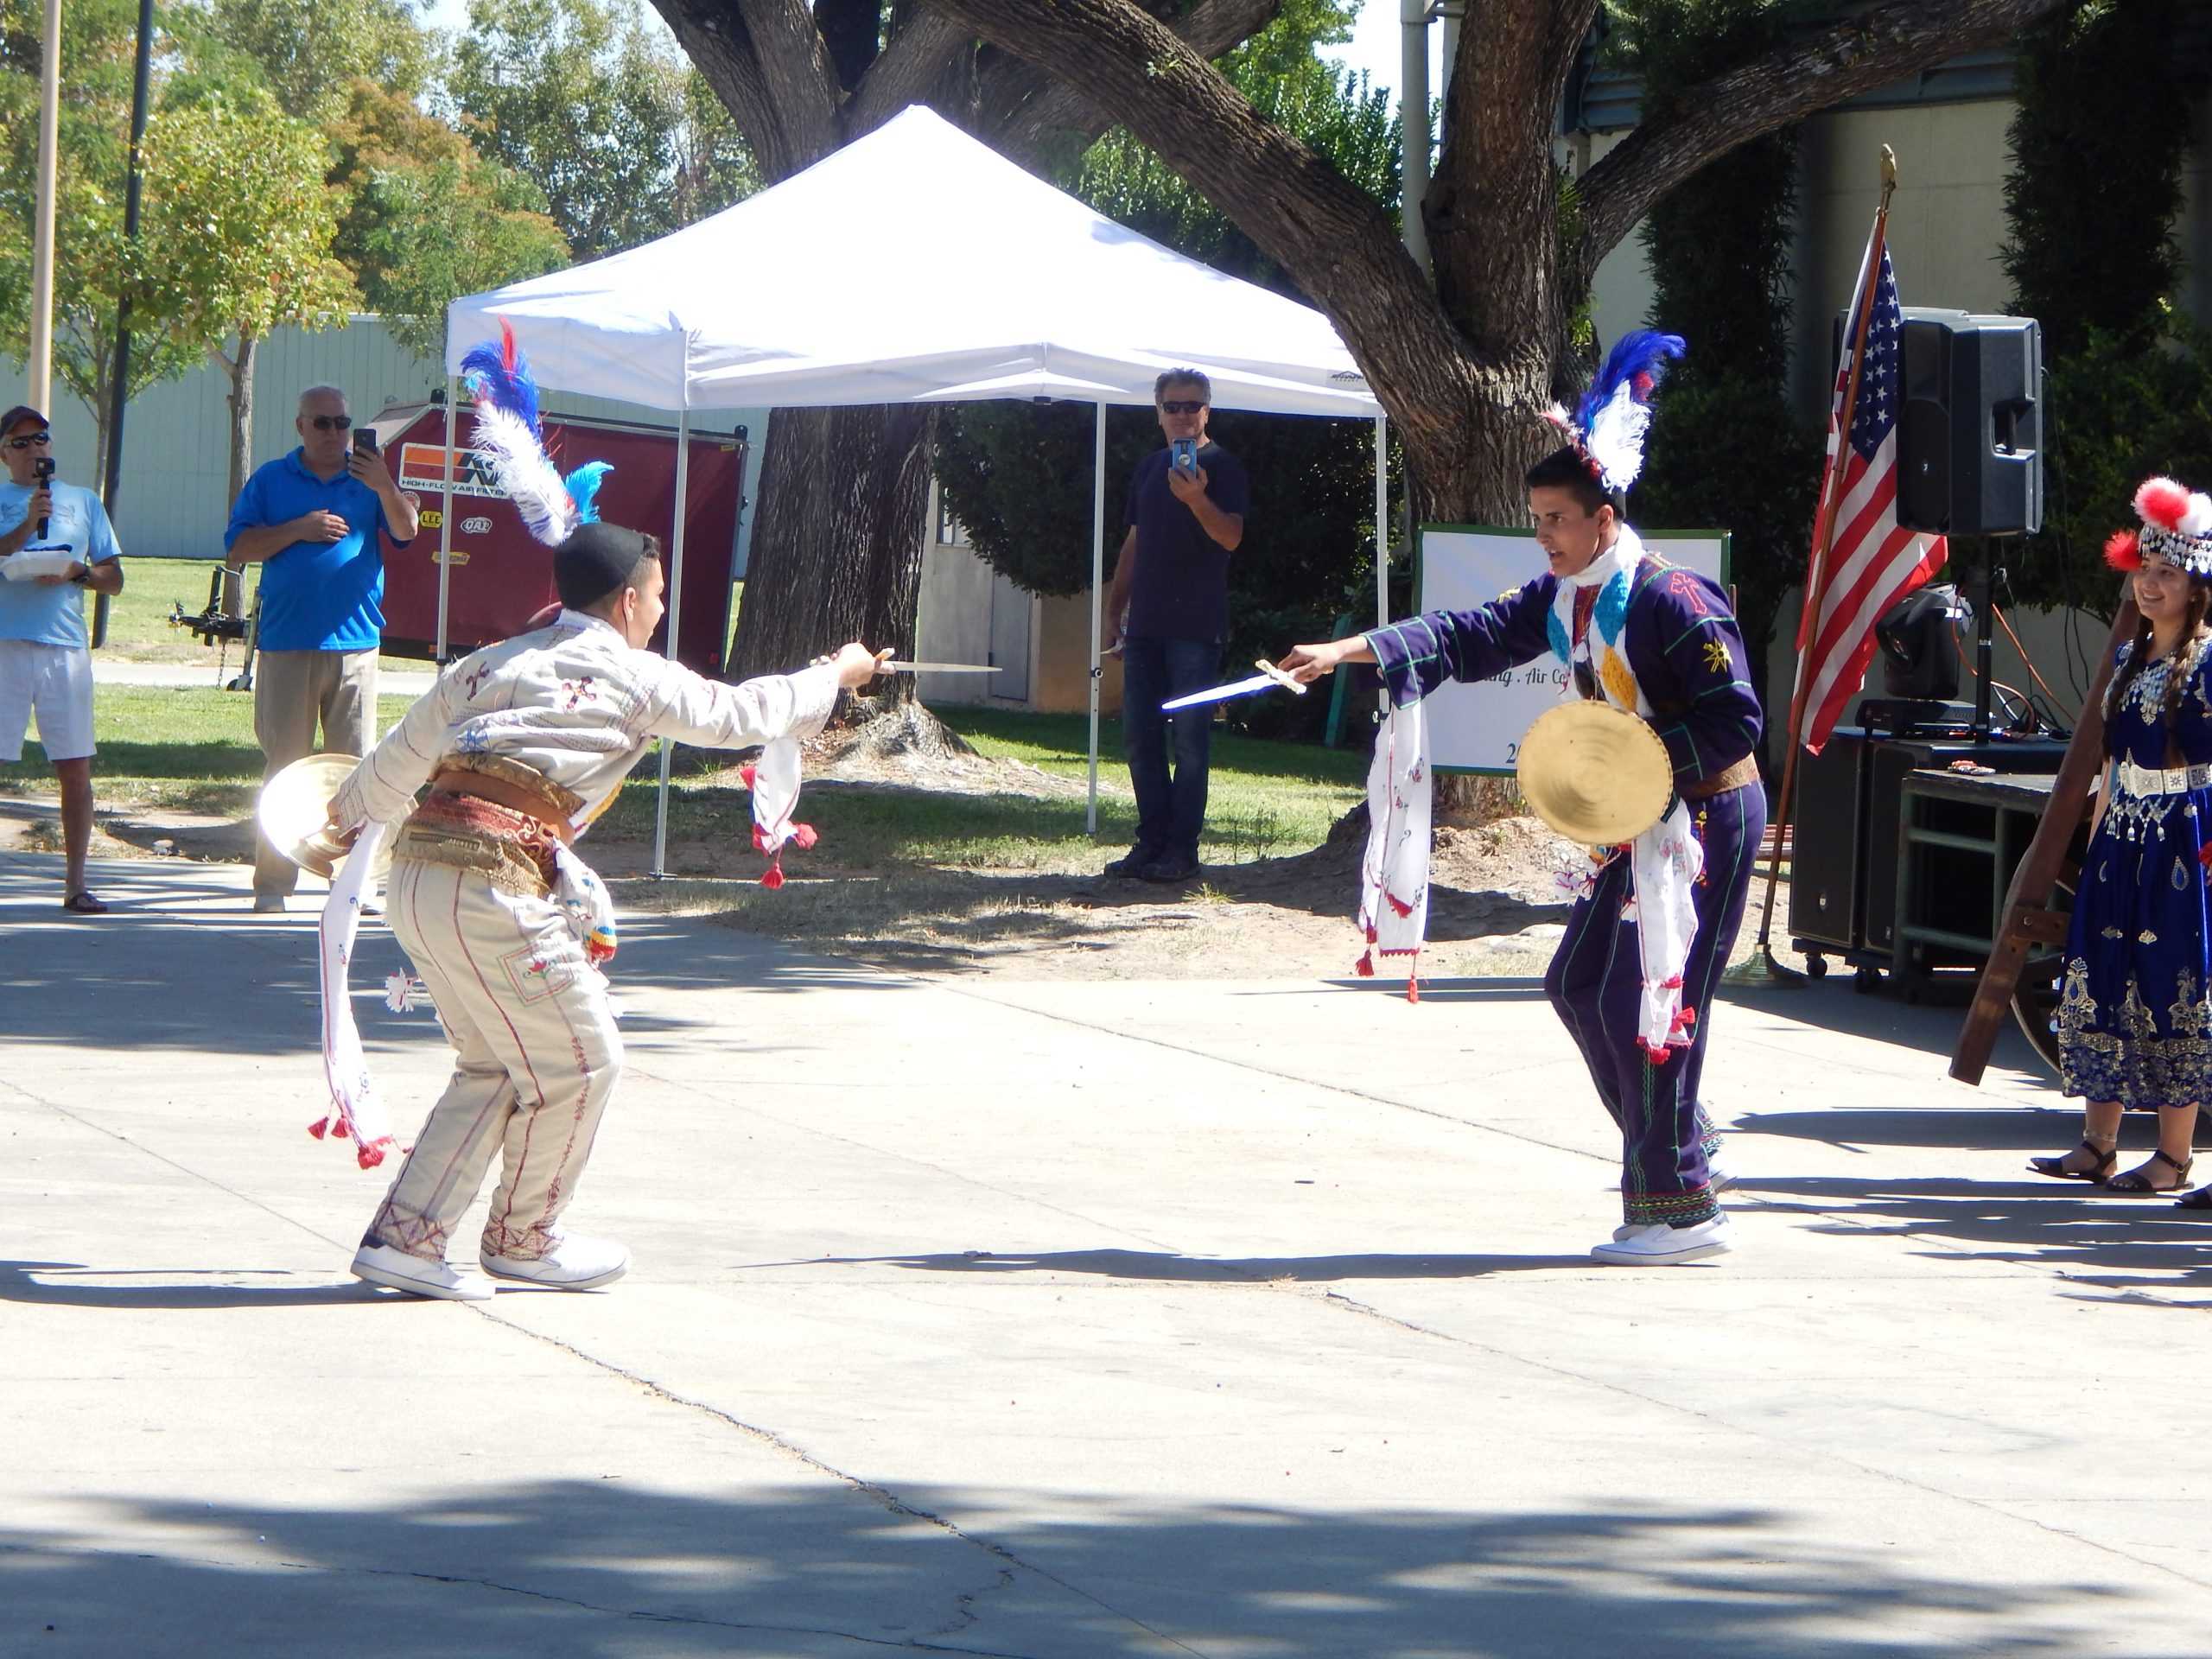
top-left (1169, 437), bottom-right (1198, 474)
top-left (353, 428), bottom-right (378, 457)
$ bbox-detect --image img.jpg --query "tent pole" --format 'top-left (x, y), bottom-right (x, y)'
top-left (1088, 402), bottom-right (1105, 836)
top-left (435, 373), bottom-right (458, 662)
top-left (652, 410), bottom-right (691, 879)
top-left (1373, 414), bottom-right (1389, 632)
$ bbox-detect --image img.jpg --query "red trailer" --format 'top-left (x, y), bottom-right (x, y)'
top-left (367, 404), bottom-right (749, 677)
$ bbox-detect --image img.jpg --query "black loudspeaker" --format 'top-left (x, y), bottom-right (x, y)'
top-left (1789, 734), bottom-right (1867, 953)
top-left (1832, 308), bottom-right (2044, 537)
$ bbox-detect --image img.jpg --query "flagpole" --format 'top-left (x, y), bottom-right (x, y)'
top-left (27, 0), bottom-right (62, 410)
top-left (1734, 147), bottom-right (1899, 985)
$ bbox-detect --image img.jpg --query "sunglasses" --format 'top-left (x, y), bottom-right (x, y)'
top-left (1158, 400), bottom-right (1208, 416)
top-left (308, 414), bottom-right (353, 431)
top-left (5, 433), bottom-right (51, 449)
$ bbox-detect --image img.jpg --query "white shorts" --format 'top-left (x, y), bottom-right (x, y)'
top-left (0, 639), bottom-right (95, 763)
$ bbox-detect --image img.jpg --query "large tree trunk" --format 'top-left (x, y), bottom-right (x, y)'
top-left (728, 402), bottom-right (936, 692)
top-left (219, 327), bottom-right (257, 613)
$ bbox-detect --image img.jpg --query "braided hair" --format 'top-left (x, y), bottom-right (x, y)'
top-left (2105, 576), bottom-right (2212, 763)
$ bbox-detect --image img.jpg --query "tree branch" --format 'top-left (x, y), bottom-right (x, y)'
top-left (1580, 0), bottom-right (2068, 263)
top-left (848, 11), bottom-right (976, 130)
top-left (979, 0), bottom-right (1284, 164)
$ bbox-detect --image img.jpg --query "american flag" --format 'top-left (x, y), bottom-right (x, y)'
top-left (1793, 235), bottom-right (1947, 753)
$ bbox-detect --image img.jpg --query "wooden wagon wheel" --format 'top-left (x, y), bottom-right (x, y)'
top-left (2009, 854), bottom-right (2080, 1077)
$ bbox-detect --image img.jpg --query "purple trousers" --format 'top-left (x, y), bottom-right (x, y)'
top-left (1542, 781), bottom-right (1764, 1228)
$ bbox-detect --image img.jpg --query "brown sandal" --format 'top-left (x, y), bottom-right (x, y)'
top-left (2107, 1147), bottom-right (2195, 1194)
top-left (60, 890), bottom-right (108, 915)
top-left (2027, 1140), bottom-right (2116, 1184)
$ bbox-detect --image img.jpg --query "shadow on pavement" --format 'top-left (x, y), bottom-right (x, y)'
top-left (785, 1247), bottom-right (1596, 1282)
top-left (0, 1479), bottom-right (2152, 1659)
top-left (0, 1262), bottom-right (382, 1310)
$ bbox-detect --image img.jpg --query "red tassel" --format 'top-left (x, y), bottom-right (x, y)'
top-left (760, 861), bottom-right (785, 891)
top-left (1354, 950), bottom-right (1375, 977)
top-left (791, 822), bottom-right (817, 850)
top-left (2106, 529), bottom-right (2143, 572)
top-left (741, 762), bottom-right (758, 789)
top-left (357, 1140), bottom-right (388, 1170)
top-left (2138, 476), bottom-right (2190, 532)
top-left (1405, 976), bottom-right (1420, 1005)
top-left (330, 1116), bottom-right (351, 1141)
top-left (307, 1117), bottom-right (329, 1141)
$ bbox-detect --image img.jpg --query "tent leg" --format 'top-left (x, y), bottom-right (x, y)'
top-left (1088, 402), bottom-right (1105, 837)
top-left (652, 411), bottom-right (691, 880)
top-left (435, 373), bottom-right (458, 662)
top-left (1374, 414), bottom-right (1389, 713)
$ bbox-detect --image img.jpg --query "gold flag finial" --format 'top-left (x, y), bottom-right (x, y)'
top-left (1880, 144), bottom-right (1899, 194)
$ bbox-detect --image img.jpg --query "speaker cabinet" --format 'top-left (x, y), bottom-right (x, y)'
top-left (1789, 734), bottom-right (1866, 952)
top-left (1832, 308), bottom-right (2044, 538)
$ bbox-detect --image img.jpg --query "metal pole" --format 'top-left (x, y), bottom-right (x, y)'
top-left (1373, 415), bottom-right (1389, 632)
top-left (92, 0), bottom-right (154, 652)
top-left (1087, 401), bottom-right (1105, 836)
top-left (28, 0), bottom-right (62, 410)
top-left (1399, 0), bottom-right (1430, 274)
top-left (652, 411), bottom-right (691, 877)
top-left (435, 374), bottom-right (457, 661)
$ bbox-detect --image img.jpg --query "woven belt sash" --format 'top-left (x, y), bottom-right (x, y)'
top-left (1680, 753), bottom-right (1761, 800)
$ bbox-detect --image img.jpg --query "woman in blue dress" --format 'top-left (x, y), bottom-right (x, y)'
top-left (2034, 476), bottom-right (2212, 1203)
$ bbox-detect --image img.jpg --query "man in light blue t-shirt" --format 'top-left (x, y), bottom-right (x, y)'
top-left (225, 384), bottom-right (418, 911)
top-left (0, 404), bottom-right (124, 913)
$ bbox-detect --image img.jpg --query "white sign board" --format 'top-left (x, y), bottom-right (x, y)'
top-left (1418, 525), bottom-right (1729, 773)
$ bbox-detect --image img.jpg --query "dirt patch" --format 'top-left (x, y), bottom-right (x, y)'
top-left (7, 764), bottom-right (1802, 984)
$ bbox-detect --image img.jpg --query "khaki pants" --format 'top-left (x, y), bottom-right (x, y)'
top-left (363, 855), bottom-right (624, 1264)
top-left (253, 648), bottom-right (378, 898)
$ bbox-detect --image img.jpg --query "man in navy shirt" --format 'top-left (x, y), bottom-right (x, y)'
top-left (1102, 369), bottom-right (1249, 882)
top-left (226, 385), bottom-right (418, 911)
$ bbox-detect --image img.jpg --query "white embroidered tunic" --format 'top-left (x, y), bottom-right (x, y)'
top-left (333, 608), bottom-right (841, 835)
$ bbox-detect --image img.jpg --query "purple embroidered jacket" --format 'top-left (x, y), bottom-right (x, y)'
top-left (1363, 556), bottom-right (1764, 791)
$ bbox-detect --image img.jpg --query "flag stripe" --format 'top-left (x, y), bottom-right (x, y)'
top-left (1790, 235), bottom-right (1947, 753)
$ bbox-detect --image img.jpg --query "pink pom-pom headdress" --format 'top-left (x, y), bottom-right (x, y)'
top-left (2107, 475), bottom-right (2212, 575)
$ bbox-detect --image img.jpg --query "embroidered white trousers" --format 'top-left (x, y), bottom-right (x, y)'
top-left (363, 855), bottom-right (622, 1263)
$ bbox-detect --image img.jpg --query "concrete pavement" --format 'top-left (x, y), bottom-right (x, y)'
top-left (3, 849), bottom-right (2208, 1657)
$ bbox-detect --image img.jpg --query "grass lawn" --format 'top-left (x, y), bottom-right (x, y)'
top-left (99, 557), bottom-right (426, 677)
top-left (1, 683), bottom-right (1367, 874)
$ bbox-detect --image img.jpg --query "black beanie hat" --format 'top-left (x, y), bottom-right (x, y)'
top-left (554, 522), bottom-right (657, 610)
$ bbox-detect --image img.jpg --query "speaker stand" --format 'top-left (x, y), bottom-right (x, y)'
top-left (1969, 536), bottom-right (2012, 739)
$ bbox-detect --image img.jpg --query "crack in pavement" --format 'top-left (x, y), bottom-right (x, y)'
top-left (1306, 1285), bottom-right (2212, 1599)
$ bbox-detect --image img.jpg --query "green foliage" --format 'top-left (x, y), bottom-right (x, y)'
top-left (2006, 316), bottom-right (2212, 620)
top-left (0, 3), bottom-right (346, 475)
top-left (2000, 1), bottom-right (2196, 612)
top-left (448, 0), bottom-right (758, 258)
top-left (2002, 0), bottom-right (2184, 361)
top-left (1607, 0), bottom-right (1823, 696)
top-left (191, 0), bottom-right (437, 121)
top-left (938, 36), bottom-right (1396, 738)
top-left (326, 78), bottom-right (569, 360)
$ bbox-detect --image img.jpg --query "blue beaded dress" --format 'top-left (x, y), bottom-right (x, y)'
top-left (2056, 632), bottom-right (2212, 1109)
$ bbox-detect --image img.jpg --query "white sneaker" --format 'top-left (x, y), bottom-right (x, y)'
top-left (1592, 1216), bottom-right (1733, 1264)
top-left (351, 1242), bottom-right (495, 1300)
top-left (480, 1232), bottom-right (629, 1290)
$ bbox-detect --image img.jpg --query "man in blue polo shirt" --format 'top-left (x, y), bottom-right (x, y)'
top-left (0, 404), bottom-right (124, 913)
top-left (1101, 369), bottom-right (1249, 883)
top-left (226, 385), bottom-right (418, 912)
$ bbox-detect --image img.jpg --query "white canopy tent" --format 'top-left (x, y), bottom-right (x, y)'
top-left (440, 105), bottom-right (1388, 865)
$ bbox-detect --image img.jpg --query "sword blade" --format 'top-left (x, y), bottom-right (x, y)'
top-left (883, 662), bottom-right (1001, 674)
top-left (1160, 673), bottom-right (1275, 711)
